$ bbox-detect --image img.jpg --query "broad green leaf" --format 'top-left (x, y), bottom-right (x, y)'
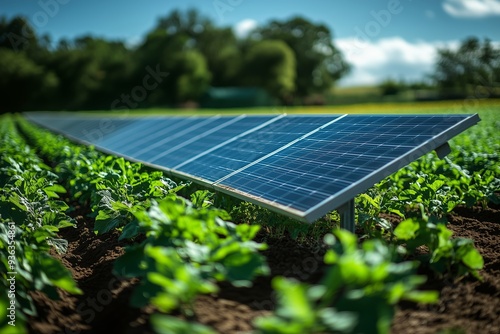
top-left (404, 290), bottom-right (439, 304)
top-left (38, 254), bottom-right (82, 294)
top-left (223, 252), bottom-right (269, 286)
top-left (150, 314), bottom-right (216, 334)
top-left (429, 180), bottom-right (445, 192)
top-left (318, 309), bottom-right (357, 333)
top-left (388, 208), bottom-right (405, 218)
top-left (359, 193), bottom-right (380, 209)
top-left (272, 277), bottom-right (315, 323)
top-left (48, 238), bottom-right (68, 254)
top-left (111, 201), bottom-right (130, 211)
top-left (94, 211), bottom-right (124, 234)
top-left (119, 219), bottom-right (141, 240)
top-left (44, 184), bottom-right (66, 193)
top-left (114, 245), bottom-right (148, 277)
top-left (394, 219), bottom-right (420, 240)
top-left (339, 259), bottom-right (369, 285)
top-left (462, 248), bottom-right (484, 270)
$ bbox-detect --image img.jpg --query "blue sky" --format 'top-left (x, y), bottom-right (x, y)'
top-left (2, 0), bottom-right (500, 86)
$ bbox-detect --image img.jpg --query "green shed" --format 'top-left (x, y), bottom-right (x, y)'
top-left (200, 87), bottom-right (276, 108)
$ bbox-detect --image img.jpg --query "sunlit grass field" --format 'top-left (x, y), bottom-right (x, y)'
top-left (80, 98), bottom-right (500, 117)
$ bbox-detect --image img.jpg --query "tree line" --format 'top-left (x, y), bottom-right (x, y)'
top-left (0, 9), bottom-right (498, 113)
top-left (378, 37), bottom-right (500, 100)
top-left (0, 9), bottom-right (350, 113)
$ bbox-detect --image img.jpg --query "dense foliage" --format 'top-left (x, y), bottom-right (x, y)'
top-left (0, 10), bottom-right (349, 112)
top-left (433, 37), bottom-right (500, 99)
top-left (0, 117), bottom-right (80, 333)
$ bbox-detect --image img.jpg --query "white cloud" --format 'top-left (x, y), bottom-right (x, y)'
top-left (335, 37), bottom-right (459, 87)
top-left (125, 35), bottom-right (142, 48)
top-left (234, 19), bottom-right (258, 38)
top-left (443, 0), bottom-right (500, 18)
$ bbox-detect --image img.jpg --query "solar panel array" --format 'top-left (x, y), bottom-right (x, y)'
top-left (25, 112), bottom-right (480, 222)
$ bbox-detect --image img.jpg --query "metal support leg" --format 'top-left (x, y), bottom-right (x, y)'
top-left (338, 199), bottom-right (355, 233)
top-left (435, 142), bottom-right (451, 159)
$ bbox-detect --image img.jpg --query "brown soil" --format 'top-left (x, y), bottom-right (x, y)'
top-left (27, 203), bottom-right (499, 334)
top-left (392, 203), bottom-right (500, 334)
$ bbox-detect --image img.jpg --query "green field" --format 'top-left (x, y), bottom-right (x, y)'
top-left (74, 98), bottom-right (500, 117)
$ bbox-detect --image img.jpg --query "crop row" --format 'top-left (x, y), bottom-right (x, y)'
top-left (0, 116), bottom-right (81, 333)
top-left (1, 111), bottom-right (496, 333)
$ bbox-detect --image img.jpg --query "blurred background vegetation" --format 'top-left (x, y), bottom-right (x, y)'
top-left (0, 9), bottom-right (499, 113)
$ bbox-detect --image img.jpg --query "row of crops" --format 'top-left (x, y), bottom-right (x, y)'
top-left (1, 109), bottom-right (498, 334)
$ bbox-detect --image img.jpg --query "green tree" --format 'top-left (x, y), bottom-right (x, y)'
top-left (242, 40), bottom-right (296, 101)
top-left (156, 8), bottom-right (211, 39)
top-left (379, 78), bottom-right (405, 96)
top-left (0, 16), bottom-right (38, 54)
top-left (0, 48), bottom-right (58, 113)
top-left (155, 9), bottom-right (240, 87)
top-left (135, 28), bottom-right (211, 105)
top-left (0, 16), bottom-right (61, 112)
top-left (44, 46), bottom-right (99, 110)
top-left (197, 26), bottom-right (241, 86)
top-left (253, 17), bottom-right (350, 98)
top-left (433, 37), bottom-right (500, 98)
top-left (71, 36), bottom-right (135, 109)
top-left (173, 50), bottom-right (211, 102)
top-left (1, 16), bottom-right (137, 111)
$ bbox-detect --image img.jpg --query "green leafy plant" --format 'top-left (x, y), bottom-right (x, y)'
top-left (0, 115), bottom-right (81, 333)
top-left (394, 210), bottom-right (484, 279)
top-left (356, 191), bottom-right (395, 240)
top-left (115, 198), bottom-right (268, 316)
top-left (255, 229), bottom-right (438, 334)
top-left (254, 277), bottom-right (357, 334)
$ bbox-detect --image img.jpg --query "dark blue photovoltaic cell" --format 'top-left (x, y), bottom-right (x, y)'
top-left (150, 115), bottom-right (276, 170)
top-left (69, 119), bottom-right (135, 143)
top-left (219, 115), bottom-right (472, 212)
top-left (30, 117), bottom-right (69, 130)
top-left (26, 116), bottom-right (80, 134)
top-left (26, 116), bottom-right (135, 144)
top-left (110, 117), bottom-right (199, 157)
top-left (134, 116), bottom-right (239, 164)
top-left (177, 115), bottom-right (340, 182)
top-left (96, 118), bottom-right (170, 149)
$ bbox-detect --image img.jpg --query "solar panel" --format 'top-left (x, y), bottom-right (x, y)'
top-left (24, 112), bottom-right (480, 226)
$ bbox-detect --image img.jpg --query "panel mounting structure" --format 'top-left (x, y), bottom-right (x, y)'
top-left (24, 112), bottom-right (480, 230)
